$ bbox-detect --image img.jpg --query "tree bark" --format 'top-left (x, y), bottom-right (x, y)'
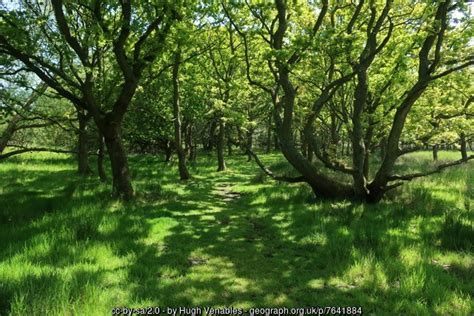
top-left (0, 84), bottom-right (47, 154)
top-left (172, 50), bottom-right (190, 180)
top-left (274, 80), bottom-right (353, 199)
top-left (362, 125), bottom-right (374, 179)
top-left (100, 122), bottom-right (134, 200)
top-left (351, 69), bottom-right (369, 198)
top-left (460, 132), bottom-right (468, 162)
top-left (432, 144), bottom-right (439, 161)
top-left (217, 119), bottom-right (226, 171)
top-left (0, 115), bottom-right (21, 154)
top-left (307, 142), bottom-right (314, 163)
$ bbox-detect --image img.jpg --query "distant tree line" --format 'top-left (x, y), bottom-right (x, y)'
top-left (1, 0), bottom-right (472, 202)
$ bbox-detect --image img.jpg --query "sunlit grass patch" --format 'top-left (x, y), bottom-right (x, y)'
top-left (0, 151), bottom-right (472, 315)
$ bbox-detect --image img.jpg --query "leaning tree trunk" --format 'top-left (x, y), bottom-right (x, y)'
top-left (100, 122), bottom-right (134, 200)
top-left (217, 119), bottom-right (226, 171)
top-left (274, 69), bottom-right (353, 199)
top-left (0, 84), bottom-right (47, 154)
top-left (172, 50), bottom-right (190, 180)
top-left (460, 132), bottom-right (468, 162)
top-left (307, 142), bottom-right (313, 163)
top-left (0, 115), bottom-right (21, 154)
top-left (77, 113), bottom-right (91, 175)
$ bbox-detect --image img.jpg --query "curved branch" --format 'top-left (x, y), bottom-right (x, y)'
top-left (246, 148), bottom-right (306, 183)
top-left (388, 155), bottom-right (473, 182)
top-left (51, 0), bottom-right (89, 66)
top-left (0, 147), bottom-right (77, 160)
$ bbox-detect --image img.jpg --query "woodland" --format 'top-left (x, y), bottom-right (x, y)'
top-left (0, 0), bottom-right (473, 315)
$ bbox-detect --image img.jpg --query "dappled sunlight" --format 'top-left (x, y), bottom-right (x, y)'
top-left (0, 152), bottom-right (472, 314)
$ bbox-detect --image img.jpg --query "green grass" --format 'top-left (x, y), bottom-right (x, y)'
top-left (0, 151), bottom-right (472, 315)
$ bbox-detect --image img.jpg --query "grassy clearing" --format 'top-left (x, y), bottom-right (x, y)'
top-left (0, 151), bottom-right (472, 315)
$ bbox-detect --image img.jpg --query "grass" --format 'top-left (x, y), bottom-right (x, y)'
top-left (0, 151), bottom-right (472, 315)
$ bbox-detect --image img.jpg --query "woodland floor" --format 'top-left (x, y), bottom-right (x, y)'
top-left (0, 151), bottom-right (472, 315)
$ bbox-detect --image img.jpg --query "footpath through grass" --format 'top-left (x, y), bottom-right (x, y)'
top-left (0, 151), bottom-right (472, 315)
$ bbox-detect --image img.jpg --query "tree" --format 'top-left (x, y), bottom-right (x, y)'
top-left (172, 48), bottom-right (190, 180)
top-left (223, 0), bottom-right (473, 202)
top-left (0, 0), bottom-right (178, 199)
top-left (0, 80), bottom-right (82, 164)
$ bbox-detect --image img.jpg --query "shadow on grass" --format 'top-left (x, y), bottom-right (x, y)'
top-left (0, 153), bottom-right (472, 314)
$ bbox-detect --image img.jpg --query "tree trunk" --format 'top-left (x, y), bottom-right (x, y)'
top-left (206, 120), bottom-right (217, 151)
top-left (274, 132), bottom-right (280, 150)
top-left (98, 131), bottom-right (107, 182)
top-left (368, 81), bottom-right (428, 203)
top-left (363, 126), bottom-right (374, 179)
top-left (460, 132), bottom-right (468, 162)
top-left (77, 113), bottom-right (91, 175)
top-left (307, 142), bottom-right (313, 163)
top-left (172, 50), bottom-right (190, 180)
top-left (101, 123), bottom-right (134, 200)
top-left (351, 69), bottom-right (369, 198)
top-left (432, 144), bottom-right (439, 161)
top-left (0, 116), bottom-right (21, 154)
top-left (186, 123), bottom-right (196, 162)
top-left (217, 119), bottom-right (226, 171)
top-left (227, 136), bottom-right (233, 156)
top-left (183, 121), bottom-right (190, 158)
top-left (274, 70), bottom-right (353, 200)
top-left (0, 84), bottom-right (47, 154)
top-left (189, 145), bottom-right (197, 162)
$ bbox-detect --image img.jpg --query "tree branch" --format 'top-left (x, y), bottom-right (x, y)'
top-left (388, 155), bottom-right (473, 182)
top-left (0, 147), bottom-right (77, 160)
top-left (246, 148), bottom-right (306, 183)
